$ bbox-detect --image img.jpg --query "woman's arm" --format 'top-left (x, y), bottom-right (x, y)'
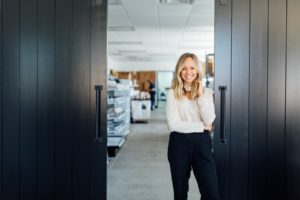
top-left (197, 88), bottom-right (216, 125)
top-left (166, 90), bottom-right (205, 133)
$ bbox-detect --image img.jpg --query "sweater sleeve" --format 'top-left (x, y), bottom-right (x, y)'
top-left (166, 90), bottom-right (205, 133)
top-left (197, 88), bottom-right (216, 125)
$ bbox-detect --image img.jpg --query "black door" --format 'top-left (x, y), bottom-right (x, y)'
top-left (0, 0), bottom-right (107, 200)
top-left (214, 0), bottom-right (300, 200)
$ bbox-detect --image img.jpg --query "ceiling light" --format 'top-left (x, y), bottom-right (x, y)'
top-left (159, 0), bottom-right (194, 5)
top-left (108, 41), bottom-right (142, 45)
top-left (108, 26), bottom-right (135, 32)
top-left (119, 50), bottom-right (147, 53)
top-left (127, 56), bottom-right (151, 61)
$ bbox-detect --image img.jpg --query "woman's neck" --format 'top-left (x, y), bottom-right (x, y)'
top-left (183, 84), bottom-right (192, 92)
top-left (184, 91), bottom-right (192, 100)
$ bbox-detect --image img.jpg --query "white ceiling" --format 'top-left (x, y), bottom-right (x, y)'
top-left (107, 0), bottom-right (214, 71)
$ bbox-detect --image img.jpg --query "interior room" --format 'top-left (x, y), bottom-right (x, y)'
top-left (1, 0), bottom-right (300, 199)
top-left (106, 0), bottom-right (214, 199)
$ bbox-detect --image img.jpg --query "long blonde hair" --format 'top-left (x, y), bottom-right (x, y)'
top-left (171, 53), bottom-right (202, 100)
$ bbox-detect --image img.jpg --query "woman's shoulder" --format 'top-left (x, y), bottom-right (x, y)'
top-left (167, 89), bottom-right (180, 101)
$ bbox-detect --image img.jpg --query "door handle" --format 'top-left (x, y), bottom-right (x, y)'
top-left (94, 85), bottom-right (103, 143)
top-left (218, 86), bottom-right (227, 143)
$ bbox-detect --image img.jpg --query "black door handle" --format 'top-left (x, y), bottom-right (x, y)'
top-left (94, 85), bottom-right (103, 143)
top-left (218, 86), bottom-right (227, 143)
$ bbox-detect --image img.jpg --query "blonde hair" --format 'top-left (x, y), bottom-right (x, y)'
top-left (171, 53), bottom-right (202, 100)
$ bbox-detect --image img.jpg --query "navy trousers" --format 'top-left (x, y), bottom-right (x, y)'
top-left (168, 131), bottom-right (220, 200)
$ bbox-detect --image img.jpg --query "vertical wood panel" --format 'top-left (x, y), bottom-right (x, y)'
top-left (55, 0), bottom-right (73, 199)
top-left (231, 0), bottom-right (250, 199)
top-left (286, 0), bottom-right (300, 199)
top-left (37, 0), bottom-right (55, 199)
top-left (268, 0), bottom-right (286, 199)
top-left (90, 0), bottom-right (107, 199)
top-left (0, 0), bottom-right (2, 197)
top-left (249, 0), bottom-right (268, 199)
top-left (214, 0), bottom-right (232, 199)
top-left (2, 0), bottom-right (20, 199)
top-left (1, 0), bottom-right (107, 199)
top-left (73, 0), bottom-right (90, 199)
top-left (20, 0), bottom-right (38, 199)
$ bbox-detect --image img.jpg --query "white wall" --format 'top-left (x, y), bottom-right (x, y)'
top-left (157, 71), bottom-right (174, 101)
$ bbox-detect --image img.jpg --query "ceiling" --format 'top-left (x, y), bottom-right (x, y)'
top-left (107, 0), bottom-right (214, 71)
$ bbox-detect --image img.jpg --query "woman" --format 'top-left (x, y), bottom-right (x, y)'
top-left (166, 53), bottom-right (220, 200)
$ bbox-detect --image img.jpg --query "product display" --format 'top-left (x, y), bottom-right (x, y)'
top-left (107, 78), bottom-right (131, 157)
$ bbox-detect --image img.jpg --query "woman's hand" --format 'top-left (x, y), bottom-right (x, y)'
top-left (204, 124), bottom-right (213, 131)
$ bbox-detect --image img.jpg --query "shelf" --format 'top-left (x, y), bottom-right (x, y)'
top-left (108, 122), bottom-right (127, 137)
top-left (107, 136), bottom-right (125, 148)
top-left (107, 81), bottom-right (131, 157)
top-left (107, 136), bottom-right (125, 157)
top-left (108, 89), bottom-right (130, 97)
top-left (108, 111), bottom-right (126, 122)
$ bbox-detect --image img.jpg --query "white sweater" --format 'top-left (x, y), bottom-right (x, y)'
top-left (166, 88), bottom-right (216, 133)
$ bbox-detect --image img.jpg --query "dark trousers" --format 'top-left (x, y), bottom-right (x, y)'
top-left (150, 94), bottom-right (155, 110)
top-left (168, 131), bottom-right (220, 200)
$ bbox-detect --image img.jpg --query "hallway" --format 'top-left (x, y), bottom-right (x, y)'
top-left (107, 102), bottom-right (200, 200)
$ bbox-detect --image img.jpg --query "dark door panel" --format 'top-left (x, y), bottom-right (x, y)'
top-left (215, 0), bottom-right (300, 199)
top-left (287, 0), bottom-right (300, 199)
top-left (0, 0), bottom-right (107, 199)
top-left (231, 0), bottom-right (250, 199)
top-left (267, 0), bottom-right (286, 199)
top-left (90, 1), bottom-right (107, 199)
top-left (0, 1), bottom-right (3, 197)
top-left (249, 0), bottom-right (268, 199)
top-left (55, 0), bottom-right (74, 199)
top-left (20, 0), bottom-right (38, 199)
top-left (73, 0), bottom-right (92, 199)
top-left (2, 0), bottom-right (20, 199)
top-left (37, 0), bottom-right (55, 199)
top-left (214, 1), bottom-right (232, 200)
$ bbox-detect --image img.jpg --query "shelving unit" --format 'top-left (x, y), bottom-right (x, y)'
top-left (107, 80), bottom-right (131, 157)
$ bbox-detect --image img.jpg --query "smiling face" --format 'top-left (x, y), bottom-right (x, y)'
top-left (180, 57), bottom-right (198, 85)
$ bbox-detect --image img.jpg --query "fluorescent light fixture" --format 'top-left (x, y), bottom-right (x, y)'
top-left (178, 45), bottom-right (212, 49)
top-left (108, 26), bottom-right (135, 32)
top-left (108, 41), bottom-right (143, 45)
top-left (119, 50), bottom-right (147, 53)
top-left (185, 26), bottom-right (214, 32)
top-left (127, 56), bottom-right (151, 61)
top-left (159, 0), bottom-right (194, 5)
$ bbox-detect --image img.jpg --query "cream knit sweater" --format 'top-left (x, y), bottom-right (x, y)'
top-left (166, 88), bottom-right (216, 133)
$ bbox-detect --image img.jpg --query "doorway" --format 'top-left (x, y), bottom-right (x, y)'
top-left (107, 0), bottom-right (215, 199)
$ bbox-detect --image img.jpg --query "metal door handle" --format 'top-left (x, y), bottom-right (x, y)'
top-left (94, 85), bottom-right (103, 143)
top-left (218, 86), bottom-right (227, 143)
